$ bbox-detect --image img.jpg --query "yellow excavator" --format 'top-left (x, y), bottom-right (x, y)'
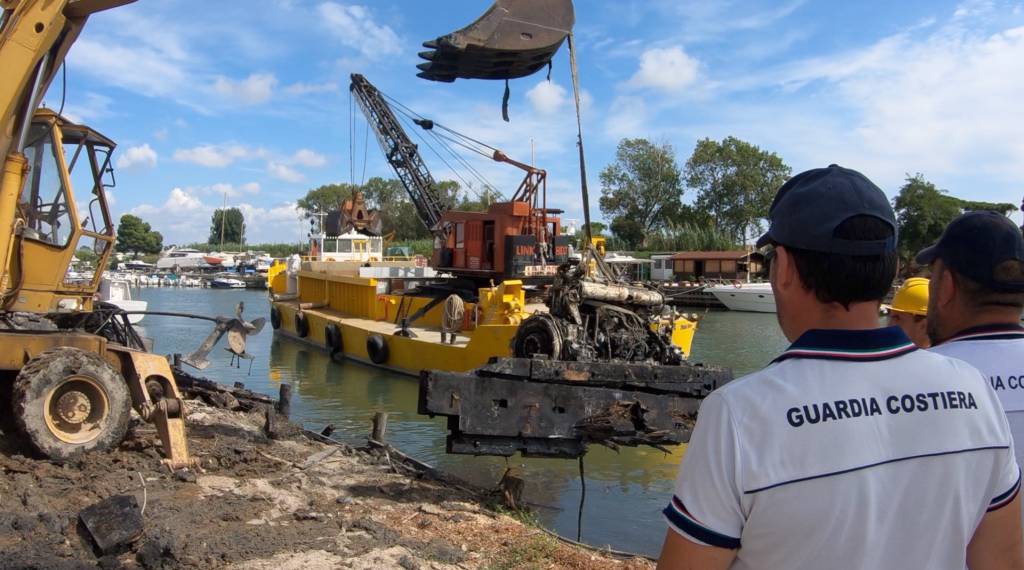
top-left (0, 0), bottom-right (193, 468)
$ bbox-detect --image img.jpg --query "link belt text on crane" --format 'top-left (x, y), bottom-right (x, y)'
top-left (786, 390), bottom-right (979, 428)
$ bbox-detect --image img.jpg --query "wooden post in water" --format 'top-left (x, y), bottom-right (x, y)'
top-left (371, 412), bottom-right (388, 443)
top-left (277, 383), bottom-right (292, 419)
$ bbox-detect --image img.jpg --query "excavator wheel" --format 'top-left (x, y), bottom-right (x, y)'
top-left (12, 347), bottom-right (131, 461)
top-left (512, 314), bottom-right (563, 360)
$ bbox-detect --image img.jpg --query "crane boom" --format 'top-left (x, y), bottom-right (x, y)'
top-left (349, 73), bottom-right (447, 236)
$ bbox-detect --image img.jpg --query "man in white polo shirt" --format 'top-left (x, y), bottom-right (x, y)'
top-left (921, 211), bottom-right (1024, 491)
top-left (657, 166), bottom-right (1022, 570)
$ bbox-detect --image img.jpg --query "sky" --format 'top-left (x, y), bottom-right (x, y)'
top-left (44, 0), bottom-right (1024, 245)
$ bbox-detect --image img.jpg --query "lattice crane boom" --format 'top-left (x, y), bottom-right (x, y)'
top-left (349, 73), bottom-right (447, 236)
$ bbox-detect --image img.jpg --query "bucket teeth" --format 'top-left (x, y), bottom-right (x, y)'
top-left (422, 39), bottom-right (439, 49)
top-left (416, 62), bottom-right (433, 71)
top-left (418, 50), bottom-right (437, 61)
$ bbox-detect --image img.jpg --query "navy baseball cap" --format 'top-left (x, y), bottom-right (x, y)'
top-left (756, 164), bottom-right (897, 254)
top-left (915, 211), bottom-right (1024, 292)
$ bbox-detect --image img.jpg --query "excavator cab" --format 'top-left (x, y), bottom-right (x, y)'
top-left (416, 0), bottom-right (574, 82)
top-left (14, 109), bottom-right (116, 313)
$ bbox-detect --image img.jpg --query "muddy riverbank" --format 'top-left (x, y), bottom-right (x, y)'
top-left (0, 394), bottom-right (654, 570)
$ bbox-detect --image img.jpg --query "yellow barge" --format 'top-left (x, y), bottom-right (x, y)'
top-left (267, 255), bottom-right (697, 377)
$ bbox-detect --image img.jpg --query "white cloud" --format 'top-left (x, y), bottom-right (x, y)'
top-left (213, 73), bottom-right (278, 105)
top-left (173, 144), bottom-right (251, 167)
top-left (318, 3), bottom-right (401, 58)
top-left (628, 46), bottom-right (700, 92)
top-left (115, 144), bottom-right (158, 169)
top-left (208, 182), bottom-right (262, 198)
top-left (604, 96), bottom-right (650, 140)
top-left (131, 187), bottom-right (302, 244)
top-left (148, 187), bottom-right (203, 212)
top-left (285, 81), bottom-right (339, 95)
top-left (290, 149), bottom-right (327, 167)
top-left (57, 93), bottom-right (114, 124)
top-left (268, 162), bottom-right (305, 183)
top-left (526, 81), bottom-right (568, 115)
top-left (762, 22), bottom-right (1024, 187)
top-left (153, 128), bottom-right (169, 141)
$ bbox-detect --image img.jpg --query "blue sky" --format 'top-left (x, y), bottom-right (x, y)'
top-left (47, 0), bottom-right (1024, 244)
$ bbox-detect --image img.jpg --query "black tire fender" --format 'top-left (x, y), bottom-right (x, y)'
top-left (294, 311), bottom-right (309, 338)
top-left (13, 347), bottom-right (131, 461)
top-left (270, 306), bottom-right (282, 330)
top-left (366, 334), bottom-right (389, 365)
top-left (324, 323), bottom-right (343, 354)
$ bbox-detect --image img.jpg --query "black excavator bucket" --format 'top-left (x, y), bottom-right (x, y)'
top-left (417, 0), bottom-right (575, 83)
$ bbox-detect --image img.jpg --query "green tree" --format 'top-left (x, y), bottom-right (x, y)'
top-left (115, 214), bottom-right (163, 254)
top-left (685, 136), bottom-right (791, 244)
top-left (296, 183), bottom-right (360, 217)
top-left (892, 174), bottom-right (964, 263)
top-left (209, 207), bottom-right (245, 245)
top-left (587, 221), bottom-right (607, 236)
top-left (599, 138), bottom-right (684, 248)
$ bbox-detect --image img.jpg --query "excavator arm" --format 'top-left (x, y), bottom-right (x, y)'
top-left (1, 0), bottom-right (134, 158)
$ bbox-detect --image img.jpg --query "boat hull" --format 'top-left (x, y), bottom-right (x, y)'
top-left (272, 302), bottom-right (519, 377)
top-left (707, 285), bottom-right (777, 313)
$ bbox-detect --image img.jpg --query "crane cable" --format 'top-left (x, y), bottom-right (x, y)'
top-left (386, 100), bottom-right (499, 202)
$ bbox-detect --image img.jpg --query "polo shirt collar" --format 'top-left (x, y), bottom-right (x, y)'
top-left (773, 326), bottom-right (917, 363)
top-left (939, 323), bottom-right (1024, 345)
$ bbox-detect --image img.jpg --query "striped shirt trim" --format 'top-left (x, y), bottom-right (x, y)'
top-left (663, 495), bottom-right (741, 550)
top-left (774, 344), bottom-right (917, 363)
top-left (771, 327), bottom-right (917, 364)
top-left (945, 329), bottom-right (1024, 344)
top-left (990, 468), bottom-right (1022, 512)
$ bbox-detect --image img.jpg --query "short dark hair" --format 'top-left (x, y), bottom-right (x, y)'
top-left (786, 215), bottom-right (898, 308)
top-left (945, 264), bottom-right (1024, 310)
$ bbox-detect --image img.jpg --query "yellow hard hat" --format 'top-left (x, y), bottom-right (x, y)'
top-left (890, 277), bottom-right (929, 316)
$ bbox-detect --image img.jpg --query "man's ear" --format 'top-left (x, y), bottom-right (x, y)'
top-left (934, 261), bottom-right (957, 308)
top-left (774, 246), bottom-right (799, 292)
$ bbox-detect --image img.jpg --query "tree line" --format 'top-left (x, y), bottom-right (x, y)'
top-left (597, 136), bottom-right (1016, 268)
top-left (115, 135), bottom-right (1017, 268)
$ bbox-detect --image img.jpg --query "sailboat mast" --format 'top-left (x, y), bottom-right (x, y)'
top-left (220, 192), bottom-right (226, 249)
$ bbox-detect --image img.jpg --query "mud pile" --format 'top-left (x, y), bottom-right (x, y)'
top-left (0, 398), bottom-right (653, 569)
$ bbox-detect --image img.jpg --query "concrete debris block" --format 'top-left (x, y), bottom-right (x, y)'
top-left (78, 494), bottom-right (144, 554)
top-left (440, 501), bottom-right (479, 513)
top-left (418, 503), bottom-right (446, 516)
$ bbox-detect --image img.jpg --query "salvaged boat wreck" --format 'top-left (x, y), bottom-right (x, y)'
top-left (420, 357), bottom-right (731, 458)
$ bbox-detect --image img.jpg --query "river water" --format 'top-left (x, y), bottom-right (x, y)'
top-left (135, 287), bottom-right (790, 557)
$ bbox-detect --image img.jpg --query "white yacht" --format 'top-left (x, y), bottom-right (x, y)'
top-left (156, 247), bottom-right (206, 270)
top-left (99, 278), bottom-right (147, 323)
top-left (706, 282), bottom-right (776, 313)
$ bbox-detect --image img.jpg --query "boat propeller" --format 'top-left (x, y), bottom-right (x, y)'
top-left (182, 302), bottom-right (266, 370)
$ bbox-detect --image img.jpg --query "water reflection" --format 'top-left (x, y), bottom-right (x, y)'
top-left (138, 288), bottom-right (793, 556)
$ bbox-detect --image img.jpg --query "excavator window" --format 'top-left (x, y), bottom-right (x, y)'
top-left (63, 134), bottom-right (114, 237)
top-left (21, 124), bottom-right (74, 247)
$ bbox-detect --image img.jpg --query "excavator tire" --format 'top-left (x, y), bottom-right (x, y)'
top-left (270, 306), bottom-right (282, 330)
top-left (512, 314), bottom-right (563, 360)
top-left (12, 347), bottom-right (131, 461)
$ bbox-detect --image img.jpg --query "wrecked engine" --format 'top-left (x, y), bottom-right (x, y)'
top-left (511, 259), bottom-right (684, 365)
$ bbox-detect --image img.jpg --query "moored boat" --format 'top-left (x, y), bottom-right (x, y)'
top-left (706, 282), bottom-right (776, 313)
top-left (210, 277), bottom-right (246, 289)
